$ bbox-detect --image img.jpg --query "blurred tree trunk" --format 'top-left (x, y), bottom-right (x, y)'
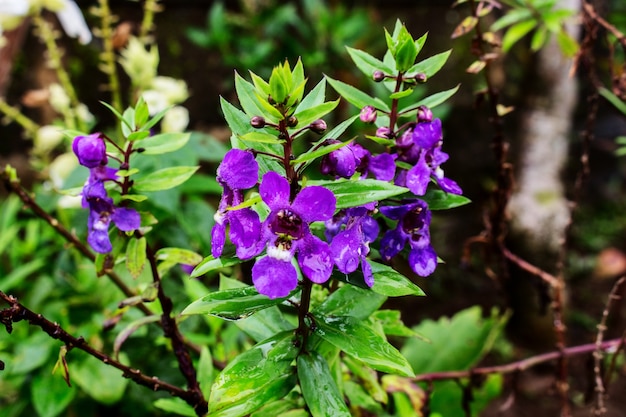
top-left (508, 0), bottom-right (581, 261)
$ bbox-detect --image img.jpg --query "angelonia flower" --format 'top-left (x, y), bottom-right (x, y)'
top-left (360, 105), bottom-right (377, 124)
top-left (320, 141), bottom-right (395, 181)
top-left (379, 199), bottom-right (437, 277)
top-left (72, 133), bottom-right (140, 253)
top-left (210, 149), bottom-right (261, 259)
top-left (326, 204), bottom-right (379, 287)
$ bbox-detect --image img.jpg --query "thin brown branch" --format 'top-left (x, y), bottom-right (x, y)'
top-left (592, 277), bottom-right (626, 416)
top-left (0, 168), bottom-right (154, 317)
top-left (502, 248), bottom-right (560, 288)
top-left (582, 2), bottom-right (626, 49)
top-left (411, 337), bottom-right (625, 383)
top-left (0, 291), bottom-right (207, 414)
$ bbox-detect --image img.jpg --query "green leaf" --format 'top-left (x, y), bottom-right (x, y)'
top-left (270, 64), bottom-right (290, 104)
top-left (372, 310), bottom-right (421, 337)
top-left (143, 105), bottom-right (172, 131)
top-left (294, 99), bottom-right (339, 128)
top-left (502, 19), bottom-right (537, 52)
top-left (71, 353), bottom-right (130, 404)
top-left (313, 314), bottom-right (415, 377)
top-left (133, 166), bottom-right (199, 192)
top-left (249, 70), bottom-right (271, 96)
top-left (406, 50), bottom-right (452, 78)
top-left (451, 16), bottom-right (478, 39)
top-left (156, 247), bottom-right (203, 267)
top-left (491, 8), bottom-right (533, 31)
top-left (182, 285), bottom-right (295, 319)
top-left (346, 46), bottom-right (394, 79)
top-left (325, 76), bottom-right (390, 112)
top-left (136, 132), bottom-right (190, 155)
top-left (556, 29), bottom-right (578, 57)
top-left (153, 398), bottom-right (197, 417)
top-left (402, 307), bottom-right (508, 374)
top-left (220, 96), bottom-right (254, 136)
top-left (235, 71), bottom-right (281, 122)
top-left (599, 87), bottom-right (626, 116)
top-left (127, 130), bottom-right (151, 141)
top-left (530, 25), bottom-right (548, 51)
top-left (100, 101), bottom-right (132, 131)
top-left (394, 31), bottom-right (419, 71)
top-left (314, 284), bottom-right (386, 320)
top-left (134, 96), bottom-right (150, 128)
top-left (291, 139), bottom-right (351, 165)
top-left (32, 370), bottom-right (76, 417)
top-left (422, 189), bottom-right (471, 210)
top-left (297, 352), bottom-right (351, 417)
top-left (209, 332), bottom-right (298, 417)
top-left (306, 178), bottom-right (408, 209)
top-left (125, 236), bottom-right (146, 279)
top-left (297, 78), bottom-right (326, 111)
top-left (198, 346), bottom-right (214, 397)
top-left (239, 131), bottom-right (284, 144)
top-left (120, 194), bottom-right (148, 202)
top-left (121, 107), bottom-right (136, 138)
top-left (399, 84), bottom-right (460, 116)
top-left (370, 261), bottom-right (425, 297)
top-left (190, 253), bottom-right (243, 277)
top-left (389, 88), bottom-right (414, 100)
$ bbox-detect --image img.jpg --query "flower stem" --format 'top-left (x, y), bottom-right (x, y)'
top-left (95, 0), bottom-right (123, 114)
top-left (139, 0), bottom-right (162, 44)
top-left (0, 98), bottom-right (40, 137)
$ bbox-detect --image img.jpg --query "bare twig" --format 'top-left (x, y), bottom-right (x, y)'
top-left (592, 277), bottom-right (625, 416)
top-left (0, 291), bottom-right (207, 415)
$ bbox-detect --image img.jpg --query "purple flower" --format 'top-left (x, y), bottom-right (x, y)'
top-left (321, 142), bottom-right (396, 181)
top-left (250, 171), bottom-right (336, 299)
top-left (326, 205), bottom-right (380, 287)
top-left (396, 118), bottom-right (462, 196)
top-left (84, 184), bottom-right (140, 253)
top-left (379, 200), bottom-right (437, 277)
top-left (210, 149), bottom-right (261, 259)
top-left (73, 133), bottom-right (107, 168)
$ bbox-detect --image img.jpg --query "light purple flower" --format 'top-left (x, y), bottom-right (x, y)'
top-left (379, 200), bottom-right (437, 277)
top-left (249, 171), bottom-right (336, 299)
top-left (72, 133), bottom-right (107, 168)
top-left (326, 205), bottom-right (379, 287)
top-left (210, 149), bottom-right (261, 259)
top-left (84, 185), bottom-right (140, 253)
top-left (360, 105), bottom-right (377, 123)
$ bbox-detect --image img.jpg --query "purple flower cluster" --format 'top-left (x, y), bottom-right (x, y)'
top-left (73, 134), bottom-right (140, 253)
top-left (320, 141), bottom-right (395, 181)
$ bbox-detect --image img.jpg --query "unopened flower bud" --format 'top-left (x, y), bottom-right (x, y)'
top-left (375, 126), bottom-right (393, 139)
top-left (373, 70), bottom-right (385, 82)
top-left (360, 106), bottom-right (377, 124)
top-left (287, 115), bottom-right (298, 127)
top-left (72, 133), bottom-right (107, 168)
top-left (417, 106), bottom-right (433, 123)
top-left (310, 119), bottom-right (327, 134)
top-left (250, 116), bottom-right (266, 128)
top-left (414, 73), bottom-right (427, 83)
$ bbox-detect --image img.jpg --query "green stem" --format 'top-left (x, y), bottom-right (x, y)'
top-left (0, 99), bottom-right (40, 137)
top-left (139, 0), bottom-right (161, 44)
top-left (96, 0), bottom-right (123, 114)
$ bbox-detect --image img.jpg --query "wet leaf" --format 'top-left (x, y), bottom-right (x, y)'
top-left (297, 351), bottom-right (351, 417)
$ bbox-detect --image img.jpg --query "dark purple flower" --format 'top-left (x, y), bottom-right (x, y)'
top-left (379, 200), bottom-right (437, 277)
top-left (321, 142), bottom-right (396, 182)
top-left (211, 149), bottom-right (261, 259)
top-left (73, 133), bottom-right (107, 168)
top-left (326, 205), bottom-right (380, 287)
top-left (396, 118), bottom-right (462, 196)
top-left (360, 105), bottom-right (377, 123)
top-left (250, 171), bottom-right (336, 299)
top-left (85, 189), bottom-right (140, 253)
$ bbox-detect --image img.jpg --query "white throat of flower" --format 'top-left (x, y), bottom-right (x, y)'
top-left (267, 244), bottom-right (292, 262)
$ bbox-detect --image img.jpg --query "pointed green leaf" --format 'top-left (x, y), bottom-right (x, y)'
top-left (156, 247), bottom-right (203, 266)
top-left (314, 284), bottom-right (386, 320)
top-left (395, 34), bottom-right (419, 71)
top-left (125, 236), bottom-right (146, 279)
top-left (136, 132), bottom-right (191, 155)
top-left (291, 139), bottom-right (351, 165)
top-left (297, 352), bottom-right (351, 417)
top-left (406, 50), bottom-right (452, 78)
top-left (422, 189), bottom-right (471, 210)
top-left (220, 96), bottom-right (254, 136)
top-left (370, 261), bottom-right (426, 297)
top-left (209, 332), bottom-right (298, 417)
top-left (133, 166), bottom-right (199, 192)
top-left (239, 131), bottom-right (284, 144)
top-left (153, 398), bottom-right (197, 417)
top-left (502, 19), bottom-right (537, 52)
top-left (313, 314), bottom-right (415, 377)
top-left (236, 71), bottom-right (280, 122)
top-left (306, 178), bottom-right (408, 209)
top-left (249, 70), bottom-right (270, 96)
top-left (599, 87), bottom-right (626, 116)
top-left (389, 88), bottom-right (414, 100)
top-left (143, 105), bottom-right (173, 131)
top-left (491, 8), bottom-right (533, 31)
top-left (297, 78), bottom-right (327, 110)
top-left (191, 253), bottom-right (244, 278)
top-left (325, 76), bottom-right (390, 112)
top-left (100, 101), bottom-right (132, 130)
top-left (294, 99), bottom-right (339, 128)
top-left (270, 65), bottom-right (289, 104)
top-left (346, 46), bottom-right (394, 79)
top-left (399, 84), bottom-right (460, 116)
top-left (127, 130), bottom-right (151, 141)
top-left (134, 96), bottom-right (150, 128)
top-left (181, 285), bottom-right (295, 319)
top-left (32, 370), bottom-right (76, 417)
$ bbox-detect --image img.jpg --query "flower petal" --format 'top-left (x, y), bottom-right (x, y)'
top-left (229, 208), bottom-right (264, 259)
top-left (252, 256), bottom-right (298, 299)
top-left (73, 133), bottom-right (106, 168)
top-left (436, 176), bottom-right (463, 195)
top-left (218, 149), bottom-right (259, 190)
top-left (408, 245), bottom-right (437, 277)
top-left (298, 235), bottom-right (333, 284)
top-left (210, 222), bottom-right (226, 258)
top-left (368, 153), bottom-right (396, 181)
top-left (361, 257), bottom-right (374, 287)
top-left (111, 207), bottom-right (141, 231)
top-left (292, 185), bottom-right (336, 222)
top-left (412, 118), bottom-right (442, 149)
top-left (88, 212), bottom-right (112, 253)
top-left (259, 171), bottom-right (290, 209)
top-left (330, 227), bottom-right (361, 274)
top-left (379, 227), bottom-right (407, 261)
top-left (405, 153), bottom-right (431, 196)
